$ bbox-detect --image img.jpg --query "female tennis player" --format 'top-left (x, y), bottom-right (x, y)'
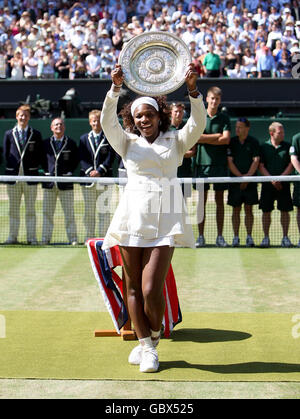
top-left (100, 63), bottom-right (206, 372)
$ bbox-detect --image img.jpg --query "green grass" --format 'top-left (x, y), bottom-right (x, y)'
top-left (1, 247), bottom-right (300, 398)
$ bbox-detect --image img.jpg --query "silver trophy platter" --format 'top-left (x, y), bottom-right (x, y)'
top-left (118, 31), bottom-right (192, 96)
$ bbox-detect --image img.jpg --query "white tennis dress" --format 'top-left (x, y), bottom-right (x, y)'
top-left (100, 89), bottom-right (206, 250)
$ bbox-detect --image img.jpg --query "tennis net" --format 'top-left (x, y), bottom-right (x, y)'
top-left (0, 175), bottom-right (299, 247)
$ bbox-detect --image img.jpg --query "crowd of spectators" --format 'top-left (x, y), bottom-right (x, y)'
top-left (0, 0), bottom-right (299, 80)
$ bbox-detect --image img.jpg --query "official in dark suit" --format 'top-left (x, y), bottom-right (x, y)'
top-left (79, 109), bottom-right (115, 241)
top-left (3, 104), bottom-right (44, 244)
top-left (41, 117), bottom-right (79, 245)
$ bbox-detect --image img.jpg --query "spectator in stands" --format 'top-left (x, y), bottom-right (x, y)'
top-left (5, 44), bottom-right (14, 78)
top-left (34, 41), bottom-right (47, 61)
top-left (111, 2), bottom-right (127, 25)
top-left (266, 23), bottom-right (283, 50)
top-left (254, 24), bottom-right (268, 49)
top-left (291, 0), bottom-right (300, 21)
top-left (74, 55), bottom-right (87, 78)
top-left (98, 29), bottom-right (112, 51)
top-left (10, 48), bottom-right (23, 79)
top-left (143, 9), bottom-right (156, 28)
top-left (57, 32), bottom-right (68, 50)
top-left (290, 40), bottom-right (300, 57)
top-left (136, 0), bottom-right (152, 17)
top-left (259, 122), bottom-right (294, 248)
top-left (257, 46), bottom-right (276, 78)
top-left (187, 4), bottom-right (202, 22)
top-left (282, 26), bottom-right (297, 49)
top-left (3, 7), bottom-right (13, 29)
top-left (55, 49), bottom-right (70, 79)
top-left (79, 109), bottom-right (115, 241)
top-left (84, 23), bottom-right (97, 48)
top-left (252, 5), bottom-right (263, 27)
top-left (239, 21), bottom-right (255, 50)
top-left (282, 8), bottom-right (295, 29)
top-left (41, 117), bottom-right (79, 245)
top-left (248, 66), bottom-right (258, 78)
top-left (112, 28), bottom-right (124, 51)
top-left (275, 41), bottom-right (291, 62)
top-left (70, 25), bottom-right (85, 49)
top-left (227, 117), bottom-right (260, 247)
top-left (27, 24), bottom-right (42, 49)
top-left (69, 2), bottom-right (84, 18)
top-left (195, 22), bottom-right (208, 47)
top-left (194, 86), bottom-right (231, 248)
top-left (227, 62), bottom-right (247, 78)
top-left (71, 10), bottom-right (82, 27)
top-left (227, 5), bottom-right (241, 27)
top-left (60, 15), bottom-right (72, 40)
top-left (181, 23), bottom-right (196, 45)
top-left (85, 45), bottom-right (101, 78)
top-left (3, 104), bottom-right (44, 244)
top-left (49, 41), bottom-right (60, 64)
top-left (79, 41), bottom-right (90, 59)
top-left (202, 43), bottom-right (222, 77)
top-left (23, 47), bottom-right (38, 79)
top-left (290, 129), bottom-right (300, 247)
top-left (277, 50), bottom-right (293, 77)
top-left (98, 11), bottom-right (113, 32)
top-left (272, 39), bottom-right (283, 60)
top-left (242, 47), bottom-right (256, 76)
top-left (39, 49), bottom-right (55, 79)
top-left (213, 41), bottom-right (226, 76)
top-left (172, 3), bottom-right (186, 24)
top-left (100, 45), bottom-right (116, 70)
top-left (213, 22), bottom-right (227, 47)
top-left (269, 6), bottom-right (280, 26)
top-left (224, 44), bottom-right (239, 75)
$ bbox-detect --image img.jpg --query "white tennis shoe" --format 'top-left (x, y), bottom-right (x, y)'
top-left (128, 344), bottom-right (143, 365)
top-left (128, 337), bottom-right (160, 365)
top-left (139, 347), bottom-right (159, 373)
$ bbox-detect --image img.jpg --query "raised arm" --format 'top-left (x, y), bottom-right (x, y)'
top-left (177, 64), bottom-right (206, 154)
top-left (100, 65), bottom-right (130, 158)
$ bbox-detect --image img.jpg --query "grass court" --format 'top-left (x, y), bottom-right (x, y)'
top-left (1, 246), bottom-right (300, 398)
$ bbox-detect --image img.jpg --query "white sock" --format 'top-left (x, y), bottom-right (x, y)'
top-left (139, 336), bottom-right (154, 350)
top-left (150, 329), bottom-right (160, 347)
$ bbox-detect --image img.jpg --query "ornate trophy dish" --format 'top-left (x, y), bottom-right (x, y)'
top-left (118, 31), bottom-right (191, 96)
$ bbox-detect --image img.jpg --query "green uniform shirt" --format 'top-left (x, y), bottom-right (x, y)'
top-left (260, 139), bottom-right (291, 175)
top-left (195, 111), bottom-right (231, 166)
top-left (289, 133), bottom-right (300, 174)
top-left (203, 53), bottom-right (221, 71)
top-left (227, 135), bottom-right (260, 175)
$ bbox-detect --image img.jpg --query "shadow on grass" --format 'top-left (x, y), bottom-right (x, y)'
top-left (170, 328), bottom-right (252, 343)
top-left (159, 360), bottom-right (300, 375)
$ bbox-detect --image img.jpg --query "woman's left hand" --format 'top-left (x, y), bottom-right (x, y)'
top-left (185, 63), bottom-right (198, 92)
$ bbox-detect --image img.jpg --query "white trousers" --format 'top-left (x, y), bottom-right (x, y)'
top-left (6, 182), bottom-right (37, 242)
top-left (81, 184), bottom-right (111, 240)
top-left (42, 186), bottom-right (77, 243)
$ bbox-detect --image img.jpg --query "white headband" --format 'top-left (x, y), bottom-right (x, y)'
top-left (130, 97), bottom-right (159, 117)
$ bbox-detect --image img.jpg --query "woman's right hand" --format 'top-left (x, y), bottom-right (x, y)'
top-left (111, 64), bottom-right (124, 86)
